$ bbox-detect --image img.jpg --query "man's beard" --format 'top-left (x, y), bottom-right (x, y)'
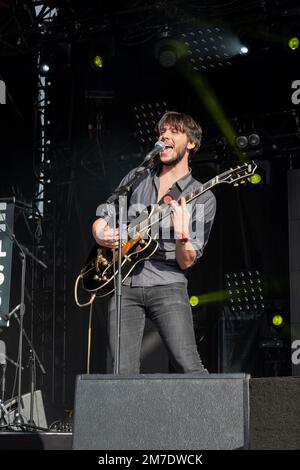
top-left (161, 146), bottom-right (187, 167)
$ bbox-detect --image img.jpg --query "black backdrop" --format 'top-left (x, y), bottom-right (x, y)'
top-left (0, 7), bottom-right (297, 413)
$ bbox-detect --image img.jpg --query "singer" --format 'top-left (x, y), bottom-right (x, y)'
top-left (92, 111), bottom-right (216, 373)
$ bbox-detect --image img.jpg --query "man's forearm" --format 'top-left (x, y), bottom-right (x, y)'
top-left (175, 240), bottom-right (197, 270)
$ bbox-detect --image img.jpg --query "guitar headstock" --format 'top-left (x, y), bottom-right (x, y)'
top-left (219, 161), bottom-right (258, 187)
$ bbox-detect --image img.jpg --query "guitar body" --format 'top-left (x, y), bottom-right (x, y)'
top-left (80, 232), bottom-right (158, 297)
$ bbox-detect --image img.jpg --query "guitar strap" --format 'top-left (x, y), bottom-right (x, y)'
top-left (157, 173), bottom-right (195, 206)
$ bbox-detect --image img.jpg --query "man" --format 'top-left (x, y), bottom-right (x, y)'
top-left (92, 111), bottom-right (216, 374)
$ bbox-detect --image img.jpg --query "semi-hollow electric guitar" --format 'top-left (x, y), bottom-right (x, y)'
top-left (75, 161), bottom-right (257, 303)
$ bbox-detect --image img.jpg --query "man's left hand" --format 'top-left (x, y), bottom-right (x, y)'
top-left (170, 197), bottom-right (191, 239)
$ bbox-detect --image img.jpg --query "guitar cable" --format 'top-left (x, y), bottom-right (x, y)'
top-left (86, 302), bottom-right (93, 374)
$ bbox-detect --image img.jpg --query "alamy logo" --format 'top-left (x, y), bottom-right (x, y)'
top-left (291, 80), bottom-right (300, 105)
top-left (0, 204), bottom-right (7, 310)
top-left (291, 340), bottom-right (300, 365)
top-left (0, 80), bottom-right (5, 104)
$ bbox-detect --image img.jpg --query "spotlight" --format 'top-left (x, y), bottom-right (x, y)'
top-left (272, 314), bottom-right (284, 327)
top-left (248, 173), bottom-right (262, 185)
top-left (92, 55), bottom-right (104, 69)
top-left (39, 63), bottom-right (50, 75)
top-left (158, 47), bottom-right (177, 68)
top-left (240, 46), bottom-right (249, 54)
top-left (248, 133), bottom-right (260, 146)
top-left (155, 39), bottom-right (178, 68)
top-left (133, 101), bottom-right (168, 144)
top-left (288, 37), bottom-right (299, 51)
top-left (236, 135), bottom-right (248, 149)
top-left (189, 296), bottom-right (199, 307)
top-left (225, 269), bottom-right (264, 315)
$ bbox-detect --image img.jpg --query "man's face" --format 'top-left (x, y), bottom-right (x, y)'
top-left (158, 124), bottom-right (195, 166)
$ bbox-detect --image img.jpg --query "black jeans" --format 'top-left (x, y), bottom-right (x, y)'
top-left (108, 283), bottom-right (208, 374)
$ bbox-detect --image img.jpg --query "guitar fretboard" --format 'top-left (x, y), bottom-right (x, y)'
top-left (127, 162), bottom-right (256, 239)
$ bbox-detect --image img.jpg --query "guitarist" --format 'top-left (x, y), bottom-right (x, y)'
top-left (92, 111), bottom-right (216, 374)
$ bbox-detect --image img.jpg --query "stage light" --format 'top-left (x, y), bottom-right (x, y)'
top-left (249, 173), bottom-right (262, 185)
top-left (240, 46), bottom-right (249, 54)
top-left (133, 101), bottom-right (168, 144)
top-left (189, 296), bottom-right (199, 307)
top-left (288, 37), bottom-right (299, 51)
top-left (272, 314), bottom-right (284, 327)
top-left (179, 25), bottom-right (236, 71)
top-left (39, 63), bottom-right (50, 75)
top-left (189, 290), bottom-right (228, 307)
top-left (248, 133), bottom-right (260, 146)
top-left (92, 55), bottom-right (104, 69)
top-left (155, 36), bottom-right (179, 68)
top-left (158, 46), bottom-right (177, 68)
top-left (236, 135), bottom-right (248, 149)
top-left (225, 269), bottom-right (264, 315)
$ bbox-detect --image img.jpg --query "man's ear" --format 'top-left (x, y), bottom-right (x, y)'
top-left (187, 141), bottom-right (196, 150)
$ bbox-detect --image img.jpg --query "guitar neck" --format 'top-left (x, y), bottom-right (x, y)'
top-left (128, 175), bottom-right (220, 238)
top-left (128, 162), bottom-right (256, 238)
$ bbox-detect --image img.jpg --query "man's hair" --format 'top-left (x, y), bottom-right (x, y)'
top-left (156, 111), bottom-right (202, 153)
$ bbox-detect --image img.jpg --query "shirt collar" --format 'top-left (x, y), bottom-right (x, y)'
top-left (153, 166), bottom-right (193, 191)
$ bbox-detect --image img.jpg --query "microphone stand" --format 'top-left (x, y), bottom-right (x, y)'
top-left (114, 196), bottom-right (125, 374)
top-left (0, 364), bottom-right (8, 427)
top-left (14, 247), bottom-right (26, 427)
top-left (110, 151), bottom-right (161, 374)
top-left (11, 311), bottom-right (46, 429)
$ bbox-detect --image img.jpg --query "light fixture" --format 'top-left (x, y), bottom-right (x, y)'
top-left (179, 25), bottom-right (235, 71)
top-left (236, 135), bottom-right (248, 149)
top-left (240, 46), bottom-right (249, 54)
top-left (288, 37), bottom-right (299, 51)
top-left (39, 63), bottom-right (50, 75)
top-left (248, 133), bottom-right (260, 146)
top-left (235, 132), bottom-right (261, 151)
top-left (155, 36), bottom-right (179, 68)
top-left (133, 101), bottom-right (168, 144)
top-left (271, 314), bottom-right (284, 327)
top-left (248, 173), bottom-right (262, 185)
top-left (189, 296), bottom-right (199, 307)
top-left (92, 55), bottom-right (104, 69)
top-left (225, 269), bottom-right (264, 315)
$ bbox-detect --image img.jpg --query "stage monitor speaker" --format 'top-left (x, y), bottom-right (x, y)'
top-left (250, 377), bottom-right (300, 449)
top-left (4, 390), bottom-right (48, 429)
top-left (73, 373), bottom-right (250, 450)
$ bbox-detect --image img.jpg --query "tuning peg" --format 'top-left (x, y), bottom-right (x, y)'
top-left (233, 182), bottom-right (239, 187)
top-left (240, 179), bottom-right (246, 184)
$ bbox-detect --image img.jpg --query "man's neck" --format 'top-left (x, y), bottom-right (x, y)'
top-left (159, 158), bottom-right (189, 181)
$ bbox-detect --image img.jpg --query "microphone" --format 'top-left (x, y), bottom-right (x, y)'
top-left (144, 140), bottom-right (166, 162)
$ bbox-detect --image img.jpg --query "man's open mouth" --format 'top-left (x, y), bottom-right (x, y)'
top-left (161, 144), bottom-right (174, 154)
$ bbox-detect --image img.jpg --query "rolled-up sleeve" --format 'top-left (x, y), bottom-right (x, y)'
top-left (95, 167), bottom-right (140, 224)
top-left (190, 190), bottom-right (216, 259)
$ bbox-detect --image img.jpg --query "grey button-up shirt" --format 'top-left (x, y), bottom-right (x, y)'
top-left (96, 166), bottom-right (216, 286)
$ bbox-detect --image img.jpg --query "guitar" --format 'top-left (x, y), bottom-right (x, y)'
top-left (75, 161), bottom-right (257, 303)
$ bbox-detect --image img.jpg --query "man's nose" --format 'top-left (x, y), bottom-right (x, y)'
top-left (160, 130), bottom-right (171, 140)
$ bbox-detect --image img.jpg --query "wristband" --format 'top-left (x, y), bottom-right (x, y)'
top-left (178, 233), bottom-right (189, 244)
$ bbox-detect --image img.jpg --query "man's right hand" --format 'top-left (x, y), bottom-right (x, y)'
top-left (92, 218), bottom-right (120, 249)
